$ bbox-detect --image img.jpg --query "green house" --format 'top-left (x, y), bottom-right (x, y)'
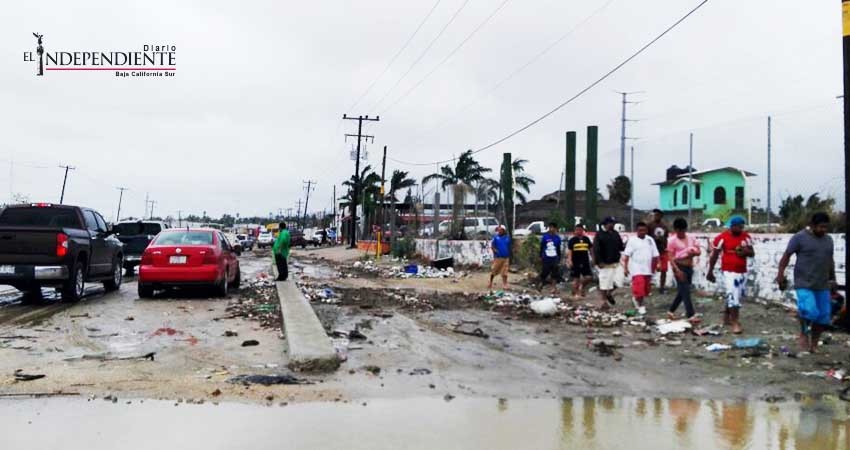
top-left (654, 167), bottom-right (756, 216)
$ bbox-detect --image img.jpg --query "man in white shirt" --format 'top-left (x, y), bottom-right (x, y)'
top-left (622, 222), bottom-right (659, 315)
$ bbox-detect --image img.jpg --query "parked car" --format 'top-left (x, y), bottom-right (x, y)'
top-left (310, 229), bottom-right (326, 246)
top-left (0, 203), bottom-right (124, 302)
top-left (514, 221), bottom-right (545, 237)
top-left (462, 217), bottom-right (500, 236)
top-left (114, 220), bottom-right (169, 274)
top-left (256, 231), bottom-right (274, 248)
top-left (236, 233), bottom-right (254, 251)
top-left (291, 229), bottom-right (307, 249)
top-left (223, 232), bottom-right (243, 255)
top-left (702, 218), bottom-right (723, 230)
top-left (137, 229), bottom-right (240, 298)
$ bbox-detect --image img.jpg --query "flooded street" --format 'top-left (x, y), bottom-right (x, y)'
top-left (1, 396), bottom-right (848, 450)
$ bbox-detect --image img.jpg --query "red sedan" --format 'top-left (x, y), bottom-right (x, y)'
top-left (137, 229), bottom-right (240, 298)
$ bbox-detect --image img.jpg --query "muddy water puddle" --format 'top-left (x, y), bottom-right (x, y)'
top-left (2, 396), bottom-right (849, 449)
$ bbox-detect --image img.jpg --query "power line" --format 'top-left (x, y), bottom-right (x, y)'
top-left (347, 0), bottom-right (444, 111)
top-left (406, 0), bottom-right (617, 141)
top-left (388, 0), bottom-right (711, 167)
top-left (381, 0), bottom-right (511, 114)
top-left (371, 0), bottom-right (472, 111)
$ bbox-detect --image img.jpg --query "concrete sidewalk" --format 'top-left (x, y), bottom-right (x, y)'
top-left (272, 262), bottom-right (340, 372)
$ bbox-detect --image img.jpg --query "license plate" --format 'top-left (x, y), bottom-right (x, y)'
top-left (169, 256), bottom-right (187, 265)
top-left (0, 265), bottom-right (13, 274)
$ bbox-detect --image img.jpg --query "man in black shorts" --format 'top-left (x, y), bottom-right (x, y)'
top-left (566, 224), bottom-right (593, 299)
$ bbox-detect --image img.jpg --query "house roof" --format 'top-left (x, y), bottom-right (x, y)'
top-left (653, 167), bottom-right (757, 186)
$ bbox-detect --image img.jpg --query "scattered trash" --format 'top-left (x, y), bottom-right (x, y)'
top-left (227, 374), bottom-right (311, 386)
top-left (13, 370), bottom-right (45, 381)
top-left (348, 329), bottom-right (368, 340)
top-left (706, 343), bottom-right (731, 352)
top-left (241, 340), bottom-right (260, 347)
top-left (530, 298), bottom-right (560, 316)
top-left (801, 371), bottom-right (827, 378)
top-left (655, 320), bottom-right (693, 335)
top-left (63, 352), bottom-right (155, 362)
top-left (520, 338), bottom-right (541, 346)
top-left (363, 365), bottom-right (381, 376)
top-left (443, 393), bottom-right (456, 402)
top-left (665, 340), bottom-right (683, 347)
top-left (828, 369), bottom-right (846, 381)
top-left (224, 275), bottom-right (281, 329)
top-left (210, 388), bottom-right (222, 397)
top-left (451, 323), bottom-right (489, 339)
top-left (431, 257), bottom-right (454, 270)
top-left (733, 338), bottom-right (764, 349)
top-left (590, 339), bottom-right (623, 361)
top-left (223, 330), bottom-right (238, 337)
top-left (409, 368), bottom-right (432, 376)
top-left (693, 325), bottom-right (723, 336)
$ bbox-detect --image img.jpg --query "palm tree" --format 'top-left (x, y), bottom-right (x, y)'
top-left (386, 170), bottom-right (417, 242)
top-left (475, 178), bottom-right (499, 217)
top-left (423, 150), bottom-right (491, 237)
top-left (511, 158), bottom-right (536, 204)
top-left (342, 165), bottom-right (382, 238)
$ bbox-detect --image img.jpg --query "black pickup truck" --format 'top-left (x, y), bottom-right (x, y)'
top-left (113, 220), bottom-right (169, 274)
top-left (0, 203), bottom-right (124, 302)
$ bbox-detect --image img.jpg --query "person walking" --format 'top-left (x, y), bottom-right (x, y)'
top-left (593, 217), bottom-right (624, 309)
top-left (666, 218), bottom-right (701, 323)
top-left (706, 216), bottom-right (754, 334)
top-left (539, 222), bottom-right (564, 295)
top-left (272, 222), bottom-right (291, 281)
top-left (776, 212), bottom-right (835, 353)
top-left (622, 222), bottom-right (659, 315)
top-left (488, 226), bottom-right (511, 291)
top-left (649, 209), bottom-right (670, 294)
top-left (566, 224), bottom-right (593, 299)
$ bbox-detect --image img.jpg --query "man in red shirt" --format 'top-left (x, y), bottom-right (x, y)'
top-left (706, 216), bottom-right (754, 334)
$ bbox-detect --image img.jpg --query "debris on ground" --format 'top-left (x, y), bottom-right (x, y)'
top-left (734, 338), bottom-right (765, 349)
top-left (655, 320), bottom-right (693, 335)
top-left (223, 330), bottom-right (238, 337)
top-left (451, 321), bottom-right (489, 339)
top-left (529, 298), bottom-right (560, 316)
top-left (409, 368), bottom-right (432, 376)
top-left (227, 374), bottom-right (311, 386)
top-left (363, 365), bottom-right (381, 376)
top-left (241, 340), bottom-right (260, 347)
top-left (705, 343), bottom-right (731, 352)
top-left (590, 339), bottom-right (623, 361)
top-left (13, 370), bottom-right (45, 381)
top-left (342, 259), bottom-right (467, 280)
top-left (225, 275), bottom-right (281, 329)
top-left (63, 352), bottom-right (156, 362)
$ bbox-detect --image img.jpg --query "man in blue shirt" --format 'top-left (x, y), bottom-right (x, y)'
top-left (488, 225), bottom-right (511, 290)
top-left (539, 222), bottom-right (563, 295)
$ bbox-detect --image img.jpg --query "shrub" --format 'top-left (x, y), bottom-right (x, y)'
top-left (392, 236), bottom-right (417, 259)
top-left (513, 236), bottom-right (541, 271)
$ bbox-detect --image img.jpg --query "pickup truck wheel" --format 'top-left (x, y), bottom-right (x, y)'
top-left (21, 287), bottom-right (43, 305)
top-left (61, 261), bottom-right (85, 303)
top-left (104, 257), bottom-right (123, 292)
top-left (137, 283), bottom-right (154, 298)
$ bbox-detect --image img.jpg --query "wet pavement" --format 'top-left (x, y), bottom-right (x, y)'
top-left (1, 396), bottom-right (848, 450)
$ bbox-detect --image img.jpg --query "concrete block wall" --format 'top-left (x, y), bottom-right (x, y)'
top-left (414, 233), bottom-right (847, 305)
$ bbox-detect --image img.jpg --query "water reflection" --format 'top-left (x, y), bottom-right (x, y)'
top-left (558, 397), bottom-right (850, 450)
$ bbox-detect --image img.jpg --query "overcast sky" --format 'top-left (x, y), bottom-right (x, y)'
top-left (0, 0), bottom-right (843, 221)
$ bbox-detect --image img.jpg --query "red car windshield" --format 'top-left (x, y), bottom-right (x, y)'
top-left (153, 231), bottom-right (213, 246)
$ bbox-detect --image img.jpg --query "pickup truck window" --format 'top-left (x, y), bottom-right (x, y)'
top-left (115, 222), bottom-right (163, 235)
top-left (83, 211), bottom-right (100, 231)
top-left (94, 213), bottom-right (108, 232)
top-left (153, 231), bottom-right (213, 246)
top-left (484, 218), bottom-right (498, 226)
top-left (0, 207), bottom-right (81, 228)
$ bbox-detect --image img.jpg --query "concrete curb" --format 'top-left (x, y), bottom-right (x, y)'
top-left (272, 262), bottom-right (340, 373)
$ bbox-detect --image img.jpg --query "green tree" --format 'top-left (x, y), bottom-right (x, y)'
top-left (423, 150), bottom-right (491, 238)
top-left (606, 175), bottom-right (632, 205)
top-left (388, 170), bottom-right (417, 240)
top-left (778, 193), bottom-right (836, 232)
top-left (511, 158), bottom-right (536, 204)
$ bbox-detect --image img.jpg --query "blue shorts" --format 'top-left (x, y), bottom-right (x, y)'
top-left (795, 289), bottom-right (831, 326)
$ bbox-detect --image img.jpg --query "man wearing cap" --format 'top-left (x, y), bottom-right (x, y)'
top-left (593, 217), bottom-right (624, 309)
top-left (488, 225), bottom-right (511, 291)
top-left (706, 216), bottom-right (754, 334)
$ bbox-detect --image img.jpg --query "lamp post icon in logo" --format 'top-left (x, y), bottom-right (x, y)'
top-left (32, 32), bottom-right (44, 76)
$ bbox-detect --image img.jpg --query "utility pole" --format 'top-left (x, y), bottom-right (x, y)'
top-left (842, 0), bottom-right (849, 286)
top-left (144, 192), bottom-right (150, 220)
top-left (342, 114), bottom-right (380, 248)
top-left (177, 210), bottom-right (183, 227)
top-left (115, 187), bottom-right (128, 222)
top-left (616, 92), bottom-right (642, 176)
top-left (58, 164), bottom-right (75, 204)
top-left (688, 132), bottom-right (694, 225)
top-left (295, 199), bottom-right (303, 228)
top-left (332, 185), bottom-right (337, 237)
top-left (148, 200), bottom-right (157, 220)
top-left (630, 146), bottom-right (635, 231)
top-left (302, 180), bottom-right (316, 228)
top-left (767, 115), bottom-right (772, 230)
top-left (379, 145), bottom-right (388, 254)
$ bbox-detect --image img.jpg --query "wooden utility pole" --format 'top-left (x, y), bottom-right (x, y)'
top-left (585, 126), bottom-right (599, 229)
top-left (842, 0), bottom-right (849, 286)
top-left (501, 153), bottom-right (514, 238)
top-left (342, 114), bottom-right (380, 248)
top-left (58, 164), bottom-right (75, 204)
top-left (115, 187), bottom-right (128, 222)
top-left (564, 131), bottom-right (577, 229)
top-left (302, 180), bottom-right (315, 228)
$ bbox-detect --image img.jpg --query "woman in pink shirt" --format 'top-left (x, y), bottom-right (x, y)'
top-left (666, 218), bottom-right (701, 323)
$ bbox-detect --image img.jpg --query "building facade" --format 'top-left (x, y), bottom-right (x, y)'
top-left (655, 167), bottom-right (756, 216)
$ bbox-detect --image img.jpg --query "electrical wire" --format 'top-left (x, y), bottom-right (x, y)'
top-left (347, 0), bottom-right (444, 112)
top-left (380, 0), bottom-right (512, 114)
top-left (371, 0), bottom-right (472, 111)
top-left (408, 0), bottom-right (616, 133)
top-left (388, 0), bottom-right (711, 167)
